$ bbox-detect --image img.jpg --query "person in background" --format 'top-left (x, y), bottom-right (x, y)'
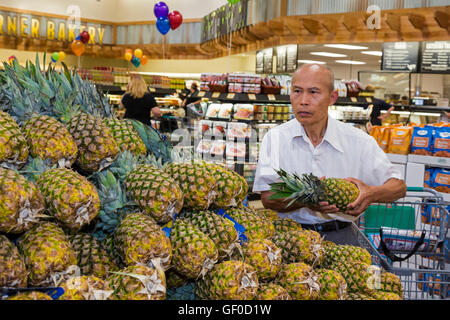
top-left (181, 82), bottom-right (202, 108)
top-left (120, 75), bottom-right (162, 126)
top-left (364, 84), bottom-right (395, 133)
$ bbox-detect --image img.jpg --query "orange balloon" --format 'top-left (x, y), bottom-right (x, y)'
top-left (71, 40), bottom-right (85, 57)
top-left (124, 52), bottom-right (133, 61)
top-left (134, 49), bottom-right (143, 59)
top-left (141, 55), bottom-right (149, 65)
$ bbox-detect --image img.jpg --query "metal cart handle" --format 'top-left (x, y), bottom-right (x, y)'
top-left (378, 228), bottom-right (426, 262)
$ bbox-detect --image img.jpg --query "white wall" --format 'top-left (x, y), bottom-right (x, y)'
top-left (0, 0), bottom-right (228, 21)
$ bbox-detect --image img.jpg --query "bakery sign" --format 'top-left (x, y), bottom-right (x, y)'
top-left (0, 9), bottom-right (114, 45)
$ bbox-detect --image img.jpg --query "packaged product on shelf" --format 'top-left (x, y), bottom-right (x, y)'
top-left (210, 140), bottom-right (226, 157)
top-left (198, 120), bottom-right (213, 135)
top-left (431, 168), bottom-right (450, 194)
top-left (226, 141), bottom-right (246, 159)
top-left (411, 126), bottom-right (434, 156)
top-left (212, 121), bottom-right (227, 136)
top-left (196, 139), bottom-right (212, 154)
top-left (424, 167), bottom-right (434, 188)
top-left (432, 126), bottom-right (450, 158)
top-left (387, 126), bottom-right (413, 155)
top-left (218, 104), bottom-right (233, 119)
top-left (420, 200), bottom-right (449, 226)
top-left (227, 122), bottom-right (251, 139)
top-left (418, 266), bottom-right (450, 298)
top-left (233, 104), bottom-right (254, 120)
top-left (206, 104), bottom-right (221, 118)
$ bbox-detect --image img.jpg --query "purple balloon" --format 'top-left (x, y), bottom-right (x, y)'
top-left (154, 2), bottom-right (169, 19)
top-left (156, 16), bottom-right (171, 35)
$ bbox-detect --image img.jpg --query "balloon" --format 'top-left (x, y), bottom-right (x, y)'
top-left (156, 16), bottom-right (171, 35)
top-left (80, 31), bottom-right (90, 44)
top-left (76, 35), bottom-right (81, 40)
top-left (131, 56), bottom-right (141, 68)
top-left (71, 40), bottom-right (85, 56)
top-left (154, 2), bottom-right (169, 19)
top-left (168, 11), bottom-right (183, 30)
top-left (51, 52), bottom-right (59, 62)
top-left (125, 48), bottom-right (133, 55)
top-left (58, 51), bottom-right (67, 61)
top-left (134, 49), bottom-right (143, 59)
top-left (140, 55), bottom-right (149, 66)
top-left (8, 55), bottom-right (17, 65)
top-left (124, 52), bottom-right (133, 61)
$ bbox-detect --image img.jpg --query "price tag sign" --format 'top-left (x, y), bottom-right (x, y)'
top-left (227, 93), bottom-right (236, 99)
top-left (198, 91), bottom-right (206, 97)
top-left (248, 94), bottom-right (257, 100)
top-left (267, 94), bottom-right (276, 101)
top-left (366, 97), bottom-right (372, 103)
top-left (176, 89), bottom-right (181, 93)
top-left (149, 87), bottom-right (156, 93)
top-left (350, 97), bottom-right (358, 103)
top-left (212, 92), bottom-right (221, 98)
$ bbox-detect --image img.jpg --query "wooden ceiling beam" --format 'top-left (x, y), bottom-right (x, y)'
top-left (302, 18), bottom-right (322, 35)
top-left (434, 9), bottom-right (450, 30)
top-left (408, 13), bottom-right (427, 30)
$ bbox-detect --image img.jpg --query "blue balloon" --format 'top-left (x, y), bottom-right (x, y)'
top-left (131, 56), bottom-right (141, 68)
top-left (76, 35), bottom-right (81, 40)
top-left (156, 16), bottom-right (171, 35)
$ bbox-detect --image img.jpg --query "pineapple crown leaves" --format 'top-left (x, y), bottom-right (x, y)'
top-left (107, 151), bottom-right (141, 181)
top-left (19, 157), bottom-right (56, 183)
top-left (128, 119), bottom-right (173, 164)
top-left (269, 169), bottom-right (323, 208)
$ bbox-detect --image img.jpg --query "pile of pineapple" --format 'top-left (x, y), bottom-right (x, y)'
top-left (0, 55), bottom-right (403, 301)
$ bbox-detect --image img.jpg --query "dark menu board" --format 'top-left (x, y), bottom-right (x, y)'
top-left (263, 48), bottom-right (274, 74)
top-left (286, 45), bottom-right (298, 73)
top-left (420, 41), bottom-right (450, 73)
top-left (276, 46), bottom-right (287, 73)
top-left (256, 51), bottom-right (264, 74)
top-left (382, 42), bottom-right (419, 72)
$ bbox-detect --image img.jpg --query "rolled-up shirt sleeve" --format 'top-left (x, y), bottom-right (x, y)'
top-left (252, 130), bottom-right (281, 193)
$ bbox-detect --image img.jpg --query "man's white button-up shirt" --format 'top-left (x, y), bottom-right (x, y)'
top-left (252, 116), bottom-right (402, 224)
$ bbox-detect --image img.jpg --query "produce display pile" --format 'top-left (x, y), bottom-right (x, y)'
top-left (0, 55), bottom-right (403, 300)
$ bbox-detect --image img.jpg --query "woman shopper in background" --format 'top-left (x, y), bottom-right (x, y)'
top-left (120, 75), bottom-right (162, 126)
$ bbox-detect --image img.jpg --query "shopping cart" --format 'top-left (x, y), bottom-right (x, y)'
top-left (354, 187), bottom-right (450, 300)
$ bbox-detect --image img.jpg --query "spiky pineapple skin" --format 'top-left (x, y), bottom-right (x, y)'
top-left (59, 275), bottom-right (113, 300)
top-left (0, 235), bottom-right (27, 288)
top-left (273, 218), bottom-right (303, 234)
top-left (22, 115), bottom-right (78, 167)
top-left (103, 118), bottom-right (147, 156)
top-left (196, 260), bottom-right (259, 300)
top-left (114, 213), bottom-right (172, 270)
top-left (0, 168), bottom-right (45, 234)
top-left (17, 222), bottom-right (78, 287)
top-left (170, 219), bottom-right (218, 279)
top-left (36, 168), bottom-right (100, 230)
top-left (240, 239), bottom-right (282, 281)
top-left (180, 210), bottom-right (239, 260)
top-left (316, 269), bottom-right (348, 300)
top-left (67, 112), bottom-right (119, 173)
top-left (6, 291), bottom-right (53, 300)
top-left (164, 162), bottom-right (217, 210)
top-left (255, 283), bottom-right (292, 300)
top-left (272, 229), bottom-right (324, 266)
top-left (323, 178), bottom-right (359, 212)
top-left (0, 110), bottom-right (29, 170)
top-left (379, 272), bottom-right (404, 298)
top-left (108, 265), bottom-right (166, 300)
top-left (124, 165), bottom-right (183, 224)
top-left (226, 207), bottom-right (275, 241)
top-left (70, 233), bottom-right (118, 279)
top-left (275, 262), bottom-right (320, 300)
top-left (257, 209), bottom-right (280, 222)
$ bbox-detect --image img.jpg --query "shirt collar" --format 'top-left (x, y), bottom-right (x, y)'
top-left (289, 117), bottom-right (344, 153)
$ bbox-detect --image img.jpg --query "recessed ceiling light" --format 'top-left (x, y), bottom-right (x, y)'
top-left (310, 52), bottom-right (347, 58)
top-left (335, 60), bottom-right (366, 65)
top-left (298, 59), bottom-right (326, 65)
top-left (361, 51), bottom-right (383, 56)
top-left (324, 44), bottom-right (369, 50)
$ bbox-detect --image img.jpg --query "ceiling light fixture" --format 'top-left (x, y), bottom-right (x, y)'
top-left (361, 51), bottom-right (383, 56)
top-left (298, 59), bottom-right (326, 65)
top-left (310, 52), bottom-right (347, 58)
top-left (324, 44), bottom-right (369, 50)
top-left (335, 60), bottom-right (366, 65)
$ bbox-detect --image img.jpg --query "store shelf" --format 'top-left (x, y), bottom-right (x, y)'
top-left (387, 153), bottom-right (409, 164)
top-left (97, 84), bottom-right (188, 97)
top-left (192, 91), bottom-right (291, 104)
top-left (408, 154), bottom-right (450, 169)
